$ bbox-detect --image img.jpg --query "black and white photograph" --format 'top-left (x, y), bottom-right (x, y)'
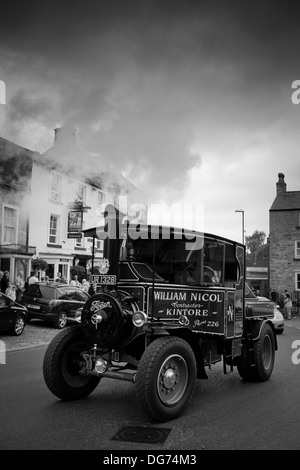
top-left (1, 0), bottom-right (300, 455)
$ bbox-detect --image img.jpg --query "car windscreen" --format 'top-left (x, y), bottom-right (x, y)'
top-left (58, 288), bottom-right (79, 300)
top-left (76, 290), bottom-right (90, 302)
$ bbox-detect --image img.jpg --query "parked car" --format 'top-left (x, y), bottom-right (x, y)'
top-left (19, 283), bottom-right (90, 329)
top-left (245, 284), bottom-right (284, 334)
top-left (256, 296), bottom-right (285, 334)
top-left (0, 292), bottom-right (27, 336)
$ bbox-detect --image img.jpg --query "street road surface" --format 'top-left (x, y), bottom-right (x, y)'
top-left (0, 320), bottom-right (300, 451)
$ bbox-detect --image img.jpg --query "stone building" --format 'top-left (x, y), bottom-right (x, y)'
top-left (269, 173), bottom-right (300, 309)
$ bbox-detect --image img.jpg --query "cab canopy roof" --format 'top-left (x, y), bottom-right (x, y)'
top-left (82, 222), bottom-right (241, 247)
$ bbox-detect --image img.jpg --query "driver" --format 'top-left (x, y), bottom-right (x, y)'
top-left (181, 262), bottom-right (197, 285)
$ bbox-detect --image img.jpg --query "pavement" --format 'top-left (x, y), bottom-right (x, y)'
top-left (1, 320), bottom-right (61, 352)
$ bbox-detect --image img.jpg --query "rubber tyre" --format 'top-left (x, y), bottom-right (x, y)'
top-left (135, 336), bottom-right (197, 422)
top-left (54, 311), bottom-right (67, 329)
top-left (237, 344), bottom-right (255, 381)
top-left (43, 325), bottom-right (100, 400)
top-left (11, 316), bottom-right (26, 336)
top-left (237, 322), bottom-right (275, 382)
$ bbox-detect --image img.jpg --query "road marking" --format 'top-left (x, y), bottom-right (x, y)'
top-left (285, 323), bottom-right (300, 330)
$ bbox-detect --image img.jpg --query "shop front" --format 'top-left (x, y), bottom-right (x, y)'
top-left (38, 253), bottom-right (73, 282)
top-left (0, 244), bottom-right (36, 283)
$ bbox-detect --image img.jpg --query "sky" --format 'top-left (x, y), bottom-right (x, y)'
top-left (1, 0), bottom-right (300, 243)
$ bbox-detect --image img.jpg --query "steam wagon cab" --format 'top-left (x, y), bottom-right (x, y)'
top-left (43, 211), bottom-right (277, 422)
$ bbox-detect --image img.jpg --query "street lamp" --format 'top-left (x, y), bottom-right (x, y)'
top-left (235, 209), bottom-right (245, 245)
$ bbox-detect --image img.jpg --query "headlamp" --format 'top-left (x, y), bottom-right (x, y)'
top-left (132, 311), bottom-right (148, 327)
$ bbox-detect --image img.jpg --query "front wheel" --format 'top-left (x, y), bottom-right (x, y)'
top-left (11, 316), bottom-right (26, 336)
top-left (43, 325), bottom-right (100, 400)
top-left (237, 322), bottom-right (276, 382)
top-left (135, 336), bottom-right (197, 422)
top-left (54, 311), bottom-right (67, 329)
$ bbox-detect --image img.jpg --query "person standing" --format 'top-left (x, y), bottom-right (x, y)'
top-left (5, 282), bottom-right (16, 301)
top-left (82, 279), bottom-right (90, 293)
top-left (70, 275), bottom-right (82, 287)
top-left (1, 271), bottom-right (10, 293)
top-left (15, 270), bottom-right (25, 300)
top-left (28, 271), bottom-right (39, 285)
top-left (284, 292), bottom-right (293, 320)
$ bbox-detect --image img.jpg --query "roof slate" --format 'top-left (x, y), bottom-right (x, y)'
top-left (270, 192), bottom-right (300, 211)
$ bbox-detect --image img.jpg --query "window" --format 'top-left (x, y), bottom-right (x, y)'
top-left (120, 234), bottom-right (236, 287)
top-left (39, 286), bottom-right (58, 300)
top-left (77, 183), bottom-right (86, 203)
top-left (295, 241), bottom-right (300, 259)
top-left (49, 214), bottom-right (60, 244)
top-left (98, 190), bottom-right (105, 207)
top-left (50, 172), bottom-right (62, 202)
top-left (59, 288), bottom-right (78, 300)
top-left (296, 273), bottom-right (300, 291)
top-left (2, 205), bottom-right (18, 244)
top-left (95, 239), bottom-right (103, 250)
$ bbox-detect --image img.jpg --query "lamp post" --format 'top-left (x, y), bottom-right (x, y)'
top-left (235, 209), bottom-right (245, 245)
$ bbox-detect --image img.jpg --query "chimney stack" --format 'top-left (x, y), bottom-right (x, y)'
top-left (276, 173), bottom-right (286, 196)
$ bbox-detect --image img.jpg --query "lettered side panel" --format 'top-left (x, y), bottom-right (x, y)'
top-left (148, 286), bottom-right (225, 335)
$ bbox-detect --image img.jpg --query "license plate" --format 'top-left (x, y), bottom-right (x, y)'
top-left (91, 275), bottom-right (117, 285)
top-left (27, 304), bottom-right (41, 310)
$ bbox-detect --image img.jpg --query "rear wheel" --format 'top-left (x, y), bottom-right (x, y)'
top-left (237, 322), bottom-right (275, 382)
top-left (54, 311), bottom-right (67, 329)
top-left (43, 325), bottom-right (100, 400)
top-left (135, 337), bottom-right (196, 422)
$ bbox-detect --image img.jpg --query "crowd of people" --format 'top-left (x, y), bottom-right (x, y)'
top-left (0, 269), bottom-right (92, 301)
top-left (0, 270), bottom-right (24, 301)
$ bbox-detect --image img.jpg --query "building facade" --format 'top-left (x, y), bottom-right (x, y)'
top-left (269, 173), bottom-right (300, 308)
top-left (0, 138), bottom-right (37, 282)
top-left (0, 127), bottom-right (148, 283)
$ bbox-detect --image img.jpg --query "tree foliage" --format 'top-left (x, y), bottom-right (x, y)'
top-left (31, 257), bottom-right (48, 272)
top-left (245, 230), bottom-right (266, 254)
top-left (70, 264), bottom-right (86, 280)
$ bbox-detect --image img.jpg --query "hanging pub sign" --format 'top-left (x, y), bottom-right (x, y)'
top-left (67, 210), bottom-right (83, 238)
